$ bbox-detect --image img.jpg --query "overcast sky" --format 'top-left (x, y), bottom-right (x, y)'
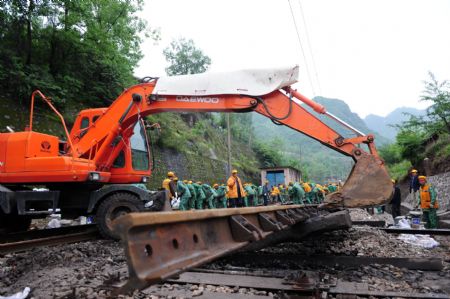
top-left (135, 0), bottom-right (450, 118)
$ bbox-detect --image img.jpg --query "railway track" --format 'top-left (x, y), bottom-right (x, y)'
top-left (0, 224), bottom-right (99, 254)
top-left (164, 268), bottom-right (450, 299)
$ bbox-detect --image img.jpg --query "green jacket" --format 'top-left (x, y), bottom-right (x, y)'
top-left (177, 181), bottom-right (191, 197)
top-left (215, 186), bottom-right (227, 198)
top-left (193, 183), bottom-right (206, 200)
top-left (187, 184), bottom-right (196, 198)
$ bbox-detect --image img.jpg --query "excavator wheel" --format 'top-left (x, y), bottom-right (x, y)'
top-left (0, 212), bottom-right (32, 234)
top-left (96, 192), bottom-right (144, 239)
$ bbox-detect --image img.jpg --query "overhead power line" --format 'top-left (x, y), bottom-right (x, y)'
top-left (297, 0), bottom-right (322, 95)
top-left (288, 0), bottom-right (316, 96)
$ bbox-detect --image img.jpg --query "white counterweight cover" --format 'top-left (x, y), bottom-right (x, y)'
top-left (152, 65), bottom-right (299, 96)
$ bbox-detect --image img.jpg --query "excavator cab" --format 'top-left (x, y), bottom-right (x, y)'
top-left (109, 119), bottom-right (152, 184)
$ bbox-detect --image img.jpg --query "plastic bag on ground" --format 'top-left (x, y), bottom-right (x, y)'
top-left (0, 287), bottom-right (31, 299)
top-left (398, 234), bottom-right (440, 249)
top-left (171, 197), bottom-right (180, 210)
top-left (397, 218), bottom-right (411, 229)
top-left (46, 218), bottom-right (61, 229)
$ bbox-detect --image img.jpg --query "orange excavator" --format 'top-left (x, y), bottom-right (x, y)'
top-left (0, 66), bottom-right (392, 238)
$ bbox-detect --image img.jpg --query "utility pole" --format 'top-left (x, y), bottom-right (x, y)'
top-left (226, 114), bottom-right (232, 175)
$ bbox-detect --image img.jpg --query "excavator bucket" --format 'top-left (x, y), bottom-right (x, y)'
top-left (323, 152), bottom-right (393, 208)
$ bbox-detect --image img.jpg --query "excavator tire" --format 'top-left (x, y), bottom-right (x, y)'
top-left (0, 212), bottom-right (32, 234)
top-left (96, 192), bottom-right (144, 239)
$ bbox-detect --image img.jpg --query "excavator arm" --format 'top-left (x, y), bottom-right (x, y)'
top-left (69, 66), bottom-right (392, 208)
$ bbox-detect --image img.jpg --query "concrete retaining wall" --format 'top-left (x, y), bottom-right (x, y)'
top-left (147, 147), bottom-right (259, 190)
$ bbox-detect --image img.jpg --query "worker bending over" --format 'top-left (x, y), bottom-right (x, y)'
top-left (185, 180), bottom-right (197, 210)
top-left (244, 183), bottom-right (256, 207)
top-left (288, 182), bottom-right (305, 204)
top-left (202, 183), bottom-right (217, 209)
top-left (193, 181), bottom-right (206, 209)
top-left (214, 184), bottom-right (228, 208)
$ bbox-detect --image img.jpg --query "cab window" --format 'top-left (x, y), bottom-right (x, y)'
top-left (131, 122), bottom-right (149, 171)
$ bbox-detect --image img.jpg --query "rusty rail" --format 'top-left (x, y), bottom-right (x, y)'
top-left (0, 224), bottom-right (99, 254)
top-left (112, 205), bottom-right (319, 294)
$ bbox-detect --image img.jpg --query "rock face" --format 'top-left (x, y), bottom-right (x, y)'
top-left (403, 171), bottom-right (450, 212)
top-left (148, 148), bottom-right (259, 190)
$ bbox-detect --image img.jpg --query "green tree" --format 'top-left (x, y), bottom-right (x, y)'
top-left (0, 0), bottom-right (152, 109)
top-left (396, 129), bottom-right (425, 165)
top-left (421, 72), bottom-right (450, 134)
top-left (399, 72), bottom-right (450, 135)
top-left (163, 38), bottom-right (211, 76)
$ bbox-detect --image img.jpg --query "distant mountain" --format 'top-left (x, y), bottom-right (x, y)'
top-left (364, 107), bottom-right (426, 141)
top-left (252, 96), bottom-right (391, 182)
top-left (313, 97), bottom-right (390, 145)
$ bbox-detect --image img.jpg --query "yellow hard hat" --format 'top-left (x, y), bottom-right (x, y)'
top-left (411, 169), bottom-right (418, 173)
top-left (188, 180), bottom-right (193, 184)
top-left (418, 175), bottom-right (426, 180)
top-left (391, 179), bottom-right (396, 184)
top-left (183, 180), bottom-right (188, 184)
top-left (213, 183), bottom-right (219, 188)
top-left (167, 171), bottom-right (175, 177)
top-left (232, 169), bottom-right (238, 174)
top-left (173, 177), bottom-right (179, 181)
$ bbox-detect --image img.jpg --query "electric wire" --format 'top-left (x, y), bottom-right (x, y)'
top-left (297, 0), bottom-right (322, 95)
top-left (287, 0), bottom-right (316, 96)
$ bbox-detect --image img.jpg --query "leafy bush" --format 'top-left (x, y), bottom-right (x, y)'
top-left (387, 160), bottom-right (412, 181)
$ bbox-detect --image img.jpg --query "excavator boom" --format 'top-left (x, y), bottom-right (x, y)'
top-left (66, 66), bottom-right (392, 208)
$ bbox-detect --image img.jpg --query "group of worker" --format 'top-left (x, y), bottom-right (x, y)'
top-left (269, 181), bottom-right (339, 205)
top-left (389, 169), bottom-right (440, 229)
top-left (162, 170), bottom-right (340, 210)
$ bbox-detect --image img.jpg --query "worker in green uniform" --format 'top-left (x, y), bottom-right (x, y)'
top-left (193, 181), bottom-right (206, 209)
top-left (309, 183), bottom-right (319, 204)
top-left (202, 183), bottom-right (217, 209)
top-left (302, 182), bottom-right (313, 204)
top-left (256, 185), bottom-right (263, 206)
top-left (316, 184), bottom-right (325, 203)
top-left (288, 182), bottom-right (305, 204)
top-left (174, 177), bottom-right (191, 211)
top-left (328, 184), bottom-right (337, 193)
top-left (417, 176), bottom-right (439, 229)
top-left (214, 184), bottom-right (228, 208)
top-left (186, 180), bottom-right (197, 210)
top-left (251, 184), bottom-right (259, 206)
top-left (277, 184), bottom-right (285, 204)
top-left (244, 183), bottom-right (256, 207)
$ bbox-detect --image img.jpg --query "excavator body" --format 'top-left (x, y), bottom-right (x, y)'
top-left (0, 66), bottom-right (392, 239)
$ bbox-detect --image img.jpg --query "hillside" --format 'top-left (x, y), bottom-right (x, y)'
top-left (364, 107), bottom-right (426, 140)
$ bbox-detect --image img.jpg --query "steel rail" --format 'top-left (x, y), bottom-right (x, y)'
top-left (112, 204), bottom-right (320, 295)
top-left (0, 224), bottom-right (99, 254)
top-left (381, 228), bottom-right (450, 235)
